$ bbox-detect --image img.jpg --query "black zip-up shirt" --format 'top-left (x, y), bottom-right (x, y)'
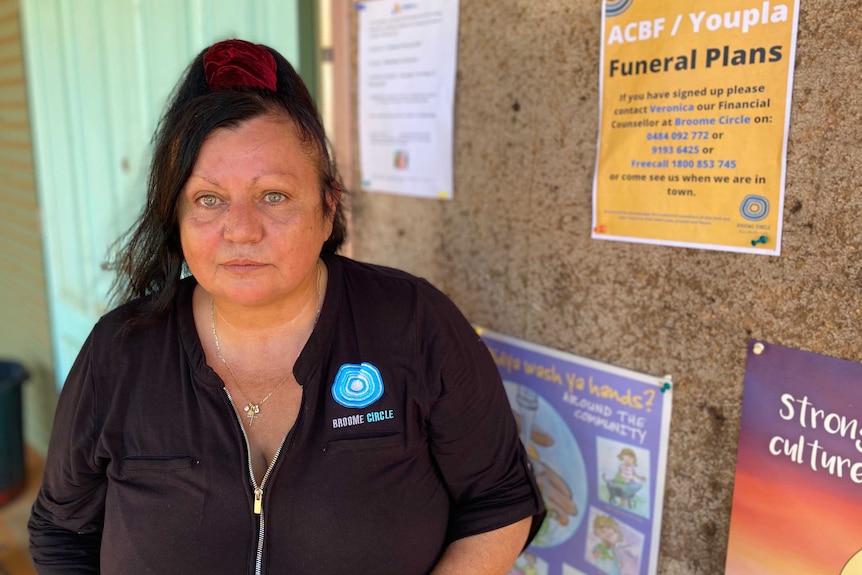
top-left (29, 254), bottom-right (545, 574)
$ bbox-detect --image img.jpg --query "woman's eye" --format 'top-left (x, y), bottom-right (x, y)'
top-left (264, 192), bottom-right (286, 204)
top-left (197, 195), bottom-right (219, 208)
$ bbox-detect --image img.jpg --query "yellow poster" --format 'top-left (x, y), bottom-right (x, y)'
top-left (592, 0), bottom-right (799, 255)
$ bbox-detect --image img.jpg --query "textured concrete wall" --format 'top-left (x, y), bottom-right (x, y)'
top-left (347, 2), bottom-right (862, 573)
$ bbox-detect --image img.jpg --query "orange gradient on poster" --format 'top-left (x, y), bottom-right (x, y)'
top-left (726, 342), bottom-right (862, 575)
top-left (727, 462), bottom-right (862, 574)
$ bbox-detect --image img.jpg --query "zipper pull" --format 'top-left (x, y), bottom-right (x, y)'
top-left (254, 488), bottom-right (263, 515)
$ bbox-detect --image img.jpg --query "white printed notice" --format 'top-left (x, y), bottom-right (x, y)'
top-left (357, 0), bottom-right (459, 199)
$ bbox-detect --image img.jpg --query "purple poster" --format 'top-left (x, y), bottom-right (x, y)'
top-left (478, 329), bottom-right (672, 575)
top-left (726, 341), bottom-right (862, 574)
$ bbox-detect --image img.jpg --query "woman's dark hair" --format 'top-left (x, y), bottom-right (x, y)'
top-left (109, 41), bottom-right (346, 321)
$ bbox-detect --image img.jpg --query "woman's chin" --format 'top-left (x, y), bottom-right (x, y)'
top-left (211, 284), bottom-right (284, 308)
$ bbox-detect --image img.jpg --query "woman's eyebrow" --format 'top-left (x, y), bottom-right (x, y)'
top-left (185, 174), bottom-right (221, 188)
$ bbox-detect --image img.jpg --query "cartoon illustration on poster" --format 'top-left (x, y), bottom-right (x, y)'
top-left (726, 341), bottom-right (862, 574)
top-left (592, 0), bottom-right (800, 254)
top-left (477, 328), bottom-right (672, 575)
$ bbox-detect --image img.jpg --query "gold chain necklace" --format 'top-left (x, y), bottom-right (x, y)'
top-left (211, 261), bottom-right (322, 426)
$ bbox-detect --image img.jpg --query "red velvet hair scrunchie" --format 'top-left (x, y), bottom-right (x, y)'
top-left (203, 39), bottom-right (277, 92)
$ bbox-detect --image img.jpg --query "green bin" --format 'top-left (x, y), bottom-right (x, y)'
top-left (0, 360), bottom-right (28, 507)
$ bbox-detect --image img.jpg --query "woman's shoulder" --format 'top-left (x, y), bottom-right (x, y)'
top-left (330, 254), bottom-right (447, 300)
top-left (332, 253), bottom-right (422, 282)
top-left (328, 254), bottom-right (468, 328)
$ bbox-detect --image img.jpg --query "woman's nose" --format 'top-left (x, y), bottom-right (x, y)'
top-left (223, 201), bottom-right (263, 243)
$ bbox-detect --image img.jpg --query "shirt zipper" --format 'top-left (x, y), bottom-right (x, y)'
top-left (225, 388), bottom-right (286, 575)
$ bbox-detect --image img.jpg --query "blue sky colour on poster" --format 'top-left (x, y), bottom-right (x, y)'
top-left (477, 328), bottom-right (672, 575)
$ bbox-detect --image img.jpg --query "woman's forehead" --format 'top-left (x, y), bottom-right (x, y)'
top-left (201, 113), bottom-right (317, 162)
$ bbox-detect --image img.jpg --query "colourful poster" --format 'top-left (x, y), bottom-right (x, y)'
top-left (592, 0), bottom-right (800, 255)
top-left (726, 341), bottom-right (862, 575)
top-left (357, 0), bottom-right (459, 199)
top-left (477, 329), bottom-right (672, 575)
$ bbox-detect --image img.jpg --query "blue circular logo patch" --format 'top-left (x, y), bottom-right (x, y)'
top-left (740, 195), bottom-right (770, 221)
top-left (332, 362), bottom-right (384, 408)
top-left (605, 0), bottom-right (634, 17)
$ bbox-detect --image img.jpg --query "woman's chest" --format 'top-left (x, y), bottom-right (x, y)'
top-left (96, 359), bottom-right (446, 574)
top-left (234, 382), bottom-right (303, 482)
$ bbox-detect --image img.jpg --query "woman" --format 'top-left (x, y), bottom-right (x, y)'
top-left (29, 39), bottom-right (544, 574)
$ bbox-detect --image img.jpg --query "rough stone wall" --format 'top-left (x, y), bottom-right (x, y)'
top-left (347, 2), bottom-right (862, 573)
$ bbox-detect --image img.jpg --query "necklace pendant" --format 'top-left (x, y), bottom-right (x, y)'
top-left (244, 403), bottom-right (260, 425)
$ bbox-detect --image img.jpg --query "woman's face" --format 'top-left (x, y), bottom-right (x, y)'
top-left (178, 114), bottom-right (333, 308)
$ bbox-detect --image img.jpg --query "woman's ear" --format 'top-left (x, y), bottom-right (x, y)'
top-left (322, 183), bottom-right (341, 238)
top-left (327, 183), bottom-right (342, 214)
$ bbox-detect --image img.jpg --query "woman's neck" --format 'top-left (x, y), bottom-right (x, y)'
top-left (202, 260), bottom-right (325, 348)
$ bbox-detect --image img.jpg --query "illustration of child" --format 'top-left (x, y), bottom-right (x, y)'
top-left (591, 515), bottom-right (624, 575)
top-left (613, 448), bottom-right (646, 508)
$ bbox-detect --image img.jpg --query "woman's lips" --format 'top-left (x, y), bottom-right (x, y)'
top-left (222, 259), bottom-right (267, 273)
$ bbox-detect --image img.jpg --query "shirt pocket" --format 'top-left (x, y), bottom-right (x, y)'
top-left (121, 454), bottom-right (197, 473)
top-left (323, 432), bottom-right (403, 455)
